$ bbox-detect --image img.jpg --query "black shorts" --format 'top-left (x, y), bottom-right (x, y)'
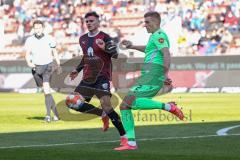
top-left (74, 76), bottom-right (111, 102)
top-left (32, 62), bottom-right (54, 87)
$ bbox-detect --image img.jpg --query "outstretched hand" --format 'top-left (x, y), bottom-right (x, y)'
top-left (120, 40), bottom-right (132, 49)
top-left (164, 78), bottom-right (172, 85)
top-left (70, 70), bottom-right (78, 81)
top-left (96, 39), bottom-right (105, 50)
top-left (28, 63), bottom-right (36, 68)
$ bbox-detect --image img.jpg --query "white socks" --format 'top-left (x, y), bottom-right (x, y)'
top-left (128, 141), bottom-right (137, 146)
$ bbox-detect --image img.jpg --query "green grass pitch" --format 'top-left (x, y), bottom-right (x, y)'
top-left (0, 93), bottom-right (240, 160)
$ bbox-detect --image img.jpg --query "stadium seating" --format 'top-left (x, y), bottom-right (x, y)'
top-left (0, 0), bottom-right (240, 59)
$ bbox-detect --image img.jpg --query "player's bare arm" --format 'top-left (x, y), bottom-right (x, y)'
top-left (25, 50), bottom-right (35, 68)
top-left (161, 47), bottom-right (171, 83)
top-left (120, 40), bottom-right (146, 52)
top-left (52, 48), bottom-right (60, 66)
top-left (162, 47), bottom-right (171, 74)
top-left (52, 48), bottom-right (62, 74)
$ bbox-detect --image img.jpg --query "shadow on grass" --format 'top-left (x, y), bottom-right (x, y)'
top-left (0, 121), bottom-right (240, 160)
top-left (0, 121), bottom-right (240, 148)
top-left (26, 117), bottom-right (45, 121)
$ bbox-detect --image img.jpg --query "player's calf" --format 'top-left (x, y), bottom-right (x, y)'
top-left (101, 111), bottom-right (109, 132)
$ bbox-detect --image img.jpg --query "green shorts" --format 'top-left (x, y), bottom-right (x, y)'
top-left (128, 64), bottom-right (165, 98)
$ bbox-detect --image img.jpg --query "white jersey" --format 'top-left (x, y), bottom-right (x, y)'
top-left (24, 34), bottom-right (56, 65)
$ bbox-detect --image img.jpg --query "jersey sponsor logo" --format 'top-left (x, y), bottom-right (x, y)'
top-left (87, 47), bottom-right (94, 57)
top-left (158, 38), bottom-right (164, 43)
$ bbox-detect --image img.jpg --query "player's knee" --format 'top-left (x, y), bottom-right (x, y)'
top-left (99, 95), bottom-right (112, 112)
top-left (160, 84), bottom-right (173, 95)
top-left (100, 99), bottom-right (111, 110)
top-left (120, 95), bottom-right (136, 110)
top-left (43, 82), bottom-right (51, 94)
top-left (120, 105), bottom-right (128, 110)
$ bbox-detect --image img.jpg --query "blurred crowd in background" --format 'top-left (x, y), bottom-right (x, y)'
top-left (0, 0), bottom-right (240, 60)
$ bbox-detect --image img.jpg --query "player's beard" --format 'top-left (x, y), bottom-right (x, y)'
top-left (145, 27), bottom-right (151, 33)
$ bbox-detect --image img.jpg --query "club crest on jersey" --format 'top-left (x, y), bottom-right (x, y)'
top-left (87, 47), bottom-right (94, 57)
top-left (158, 38), bottom-right (164, 43)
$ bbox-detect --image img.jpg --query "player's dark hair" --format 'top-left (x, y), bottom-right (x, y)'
top-left (84, 11), bottom-right (100, 19)
top-left (144, 11), bottom-right (161, 23)
top-left (33, 20), bottom-right (44, 27)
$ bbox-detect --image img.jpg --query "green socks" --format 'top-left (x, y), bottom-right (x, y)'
top-left (132, 98), bottom-right (165, 110)
top-left (120, 98), bottom-right (170, 141)
top-left (120, 109), bottom-right (136, 141)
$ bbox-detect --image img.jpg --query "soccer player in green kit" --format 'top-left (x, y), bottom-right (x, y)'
top-left (114, 11), bottom-right (184, 151)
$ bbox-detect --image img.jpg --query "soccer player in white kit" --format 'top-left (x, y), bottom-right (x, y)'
top-left (24, 20), bottom-right (61, 122)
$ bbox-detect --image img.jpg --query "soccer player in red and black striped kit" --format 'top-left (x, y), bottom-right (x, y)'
top-left (68, 11), bottom-right (127, 148)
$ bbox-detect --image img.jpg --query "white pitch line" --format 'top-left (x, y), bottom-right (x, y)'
top-left (216, 125), bottom-right (240, 136)
top-left (0, 133), bottom-right (240, 149)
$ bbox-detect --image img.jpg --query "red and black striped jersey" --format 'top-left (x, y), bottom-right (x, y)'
top-left (77, 31), bottom-right (116, 81)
